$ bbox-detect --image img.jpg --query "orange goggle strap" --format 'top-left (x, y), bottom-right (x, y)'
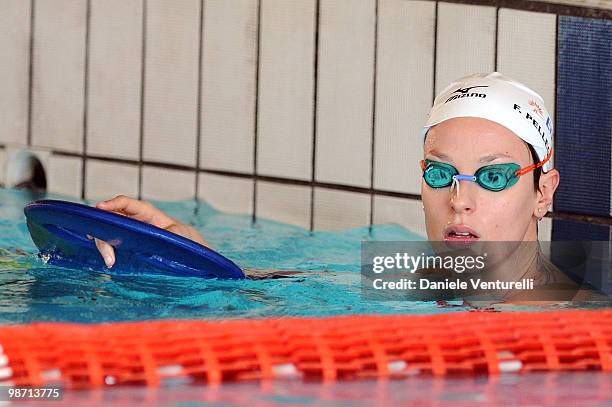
top-left (514, 147), bottom-right (554, 177)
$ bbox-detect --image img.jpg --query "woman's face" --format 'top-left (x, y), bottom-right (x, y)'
top-left (422, 117), bottom-right (539, 242)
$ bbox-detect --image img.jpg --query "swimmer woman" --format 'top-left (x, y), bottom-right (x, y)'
top-left (420, 72), bottom-right (601, 302)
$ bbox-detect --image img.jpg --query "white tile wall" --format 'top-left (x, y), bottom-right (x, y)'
top-left (142, 0), bottom-right (200, 166)
top-left (48, 155), bottom-right (82, 197)
top-left (87, 0), bottom-right (142, 160)
top-left (85, 159), bottom-right (139, 201)
top-left (256, 181), bottom-right (311, 228)
top-left (497, 9), bottom-right (556, 126)
top-left (373, 196), bottom-right (427, 238)
top-left (198, 173), bottom-right (253, 215)
top-left (313, 188), bottom-right (370, 230)
top-left (435, 3), bottom-right (496, 95)
top-left (141, 166), bottom-right (195, 201)
top-left (200, 0), bottom-right (257, 174)
top-left (31, 0), bottom-right (87, 153)
top-left (0, 0), bottom-right (30, 146)
top-left (315, 0), bottom-right (375, 187)
top-left (374, 0), bottom-right (435, 195)
top-left (257, 0), bottom-right (315, 180)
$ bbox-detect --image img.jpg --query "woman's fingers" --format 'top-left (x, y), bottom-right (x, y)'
top-left (96, 195), bottom-right (176, 229)
top-left (96, 196), bottom-right (152, 220)
top-left (96, 195), bottom-right (142, 213)
top-left (94, 238), bottom-right (116, 268)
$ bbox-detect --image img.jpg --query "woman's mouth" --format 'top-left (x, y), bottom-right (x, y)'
top-left (444, 225), bottom-right (480, 241)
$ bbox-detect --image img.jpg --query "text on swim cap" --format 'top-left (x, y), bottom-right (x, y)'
top-left (513, 104), bottom-right (551, 152)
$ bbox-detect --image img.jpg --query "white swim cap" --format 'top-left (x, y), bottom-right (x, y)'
top-left (424, 72), bottom-right (553, 173)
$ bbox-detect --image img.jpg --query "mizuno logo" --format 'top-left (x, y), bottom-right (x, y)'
top-left (452, 86), bottom-right (489, 94)
top-left (445, 86), bottom-right (488, 104)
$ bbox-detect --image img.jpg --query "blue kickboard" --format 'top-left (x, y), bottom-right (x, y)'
top-left (24, 199), bottom-right (245, 279)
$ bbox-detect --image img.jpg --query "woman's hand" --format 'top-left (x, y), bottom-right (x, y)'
top-left (92, 195), bottom-right (209, 268)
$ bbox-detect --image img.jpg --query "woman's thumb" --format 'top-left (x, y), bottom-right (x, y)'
top-left (94, 238), bottom-right (116, 268)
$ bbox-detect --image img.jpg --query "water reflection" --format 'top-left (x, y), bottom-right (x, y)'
top-left (58, 372), bottom-right (612, 407)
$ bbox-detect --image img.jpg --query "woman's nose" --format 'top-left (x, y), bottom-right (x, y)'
top-left (450, 179), bottom-right (476, 213)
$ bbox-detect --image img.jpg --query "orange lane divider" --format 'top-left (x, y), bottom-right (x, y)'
top-left (0, 310), bottom-right (611, 389)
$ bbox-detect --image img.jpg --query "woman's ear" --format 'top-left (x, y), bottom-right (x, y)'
top-left (534, 169), bottom-right (560, 218)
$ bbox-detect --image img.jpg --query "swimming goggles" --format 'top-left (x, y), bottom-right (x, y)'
top-left (420, 149), bottom-right (552, 193)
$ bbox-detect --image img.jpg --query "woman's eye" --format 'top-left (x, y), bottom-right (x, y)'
top-left (480, 170), bottom-right (505, 187)
top-left (430, 168), bottom-right (451, 181)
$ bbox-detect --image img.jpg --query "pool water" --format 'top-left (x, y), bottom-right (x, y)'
top-left (1, 187), bottom-right (460, 324)
top-left (60, 372), bottom-right (612, 407)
